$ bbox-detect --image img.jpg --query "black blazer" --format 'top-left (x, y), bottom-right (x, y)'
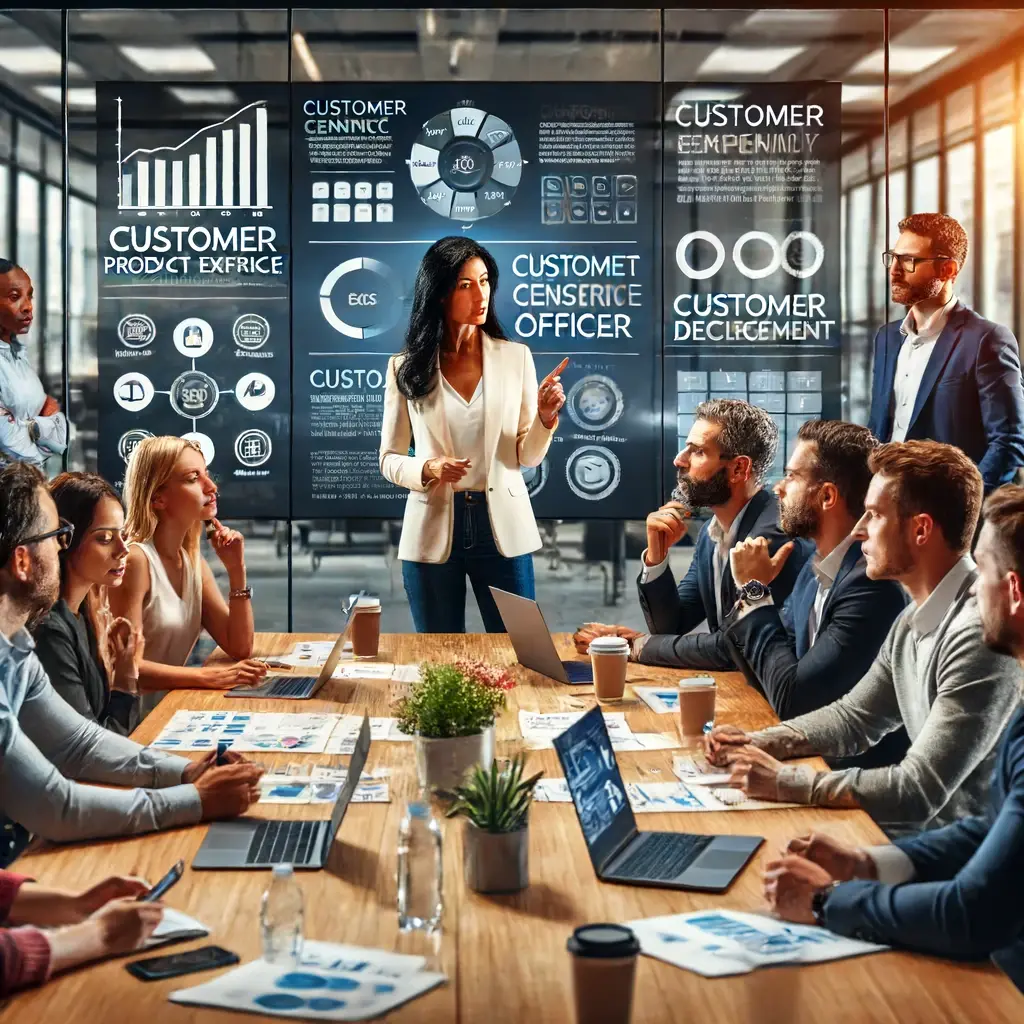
top-left (636, 488), bottom-right (813, 670)
top-left (32, 599), bottom-right (139, 736)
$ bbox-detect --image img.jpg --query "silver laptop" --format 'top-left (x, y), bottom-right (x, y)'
top-left (489, 587), bottom-right (593, 684)
top-left (225, 592), bottom-right (364, 700)
top-left (193, 715), bottom-right (370, 870)
top-left (553, 707), bottom-right (762, 891)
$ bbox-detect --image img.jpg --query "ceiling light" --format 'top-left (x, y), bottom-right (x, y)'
top-left (842, 85), bottom-right (885, 105)
top-left (34, 85), bottom-right (96, 108)
top-left (0, 45), bottom-right (83, 77)
top-left (698, 46), bottom-right (806, 76)
top-left (851, 46), bottom-right (957, 77)
top-left (292, 31), bottom-right (321, 82)
top-left (169, 86), bottom-right (238, 105)
top-left (119, 45), bottom-right (215, 74)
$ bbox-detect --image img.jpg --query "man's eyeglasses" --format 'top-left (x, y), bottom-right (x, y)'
top-left (19, 519), bottom-right (75, 552)
top-left (882, 250), bottom-right (953, 273)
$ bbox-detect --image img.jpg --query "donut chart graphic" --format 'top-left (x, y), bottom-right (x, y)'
top-left (319, 257), bottom-right (402, 340)
top-left (408, 106), bottom-right (523, 221)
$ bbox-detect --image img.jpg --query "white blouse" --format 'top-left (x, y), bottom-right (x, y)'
top-left (440, 374), bottom-right (486, 491)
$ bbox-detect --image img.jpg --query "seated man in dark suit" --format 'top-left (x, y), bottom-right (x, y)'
top-left (574, 399), bottom-right (812, 669)
top-left (723, 420), bottom-right (909, 767)
top-left (868, 212), bottom-right (1024, 492)
top-left (763, 484), bottom-right (1024, 995)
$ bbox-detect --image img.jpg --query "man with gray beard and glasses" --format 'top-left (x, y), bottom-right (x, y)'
top-left (573, 399), bottom-right (812, 669)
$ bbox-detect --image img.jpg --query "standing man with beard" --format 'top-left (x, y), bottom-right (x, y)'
top-left (574, 399), bottom-right (812, 669)
top-left (868, 213), bottom-right (1024, 492)
top-left (722, 421), bottom-right (910, 769)
top-left (0, 462), bottom-right (262, 863)
top-left (705, 440), bottom-right (1022, 836)
top-left (762, 485), bottom-right (1024, 993)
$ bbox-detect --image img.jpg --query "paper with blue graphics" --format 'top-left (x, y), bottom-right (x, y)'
top-left (170, 940), bottom-right (445, 1019)
top-left (152, 710), bottom-right (342, 753)
top-left (626, 910), bottom-right (887, 977)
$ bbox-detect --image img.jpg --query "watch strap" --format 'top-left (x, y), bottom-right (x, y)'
top-left (811, 880), bottom-right (841, 926)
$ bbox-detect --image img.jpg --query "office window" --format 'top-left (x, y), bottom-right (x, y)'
top-left (912, 156), bottom-right (939, 213)
top-left (0, 165), bottom-right (8, 258)
top-left (983, 65), bottom-right (1014, 129)
top-left (945, 141), bottom-right (975, 309)
top-left (847, 184), bottom-right (871, 323)
top-left (888, 170), bottom-right (907, 244)
top-left (946, 84), bottom-right (974, 146)
top-left (911, 104), bottom-right (939, 159)
top-left (982, 124), bottom-right (1014, 320)
top-left (16, 172), bottom-right (39, 282)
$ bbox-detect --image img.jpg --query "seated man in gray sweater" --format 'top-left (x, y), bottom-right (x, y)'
top-left (0, 462), bottom-right (263, 852)
top-left (705, 439), bottom-right (1022, 835)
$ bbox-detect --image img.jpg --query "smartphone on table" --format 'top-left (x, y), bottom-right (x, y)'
top-left (139, 859), bottom-right (185, 903)
top-left (126, 945), bottom-right (239, 981)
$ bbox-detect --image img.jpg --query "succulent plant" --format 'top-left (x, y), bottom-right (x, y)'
top-left (446, 754), bottom-right (543, 834)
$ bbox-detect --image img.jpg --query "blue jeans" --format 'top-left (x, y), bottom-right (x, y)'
top-left (402, 491), bottom-right (536, 633)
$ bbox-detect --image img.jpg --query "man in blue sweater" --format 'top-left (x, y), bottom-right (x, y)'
top-left (763, 484), bottom-right (1024, 993)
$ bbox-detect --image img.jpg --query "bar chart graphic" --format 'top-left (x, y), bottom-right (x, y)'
top-left (116, 97), bottom-right (271, 211)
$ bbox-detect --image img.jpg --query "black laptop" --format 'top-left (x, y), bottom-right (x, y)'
top-left (192, 715), bottom-right (371, 870)
top-left (225, 592), bottom-right (364, 700)
top-left (552, 707), bottom-right (762, 891)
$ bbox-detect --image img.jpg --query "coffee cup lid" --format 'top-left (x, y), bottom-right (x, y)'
top-left (352, 596), bottom-right (380, 608)
top-left (588, 636), bottom-right (630, 653)
top-left (567, 924), bottom-right (640, 959)
top-left (678, 675), bottom-right (715, 687)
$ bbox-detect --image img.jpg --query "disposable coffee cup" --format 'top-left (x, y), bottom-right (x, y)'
top-left (678, 676), bottom-right (717, 748)
top-left (588, 636), bottom-right (629, 703)
top-left (567, 923), bottom-right (640, 1024)
top-left (350, 596), bottom-right (381, 659)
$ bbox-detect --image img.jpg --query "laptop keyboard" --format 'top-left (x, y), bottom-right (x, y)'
top-left (245, 820), bottom-right (320, 866)
top-left (616, 832), bottom-right (712, 881)
top-left (267, 677), bottom-right (313, 698)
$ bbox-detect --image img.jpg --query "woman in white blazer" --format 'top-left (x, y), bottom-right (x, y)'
top-left (379, 237), bottom-right (567, 633)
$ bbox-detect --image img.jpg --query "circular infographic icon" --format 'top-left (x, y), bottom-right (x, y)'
top-left (182, 431), bottom-right (215, 466)
top-left (565, 446), bottom-right (622, 502)
top-left (173, 317), bottom-right (214, 359)
top-left (113, 372), bottom-right (154, 413)
top-left (235, 372), bottom-right (275, 412)
top-left (233, 313), bottom-right (270, 351)
top-left (235, 428), bottom-right (272, 467)
top-left (169, 369), bottom-right (220, 419)
top-left (522, 460), bottom-right (549, 498)
top-left (319, 257), bottom-right (402, 340)
top-left (117, 314), bottom-right (155, 349)
top-left (117, 428), bottom-right (153, 463)
top-left (408, 106), bottom-right (522, 222)
top-left (566, 375), bottom-right (625, 432)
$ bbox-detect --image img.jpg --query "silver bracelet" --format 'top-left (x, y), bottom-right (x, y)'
top-left (229, 586), bottom-right (253, 600)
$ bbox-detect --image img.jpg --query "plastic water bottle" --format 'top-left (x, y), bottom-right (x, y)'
top-left (260, 863), bottom-right (305, 964)
top-left (397, 799), bottom-right (443, 932)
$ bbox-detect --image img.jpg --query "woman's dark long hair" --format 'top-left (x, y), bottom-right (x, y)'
top-left (396, 236), bottom-right (507, 401)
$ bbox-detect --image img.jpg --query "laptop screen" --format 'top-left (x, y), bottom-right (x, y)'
top-left (552, 706), bottom-right (637, 872)
top-left (328, 714), bottom-right (371, 839)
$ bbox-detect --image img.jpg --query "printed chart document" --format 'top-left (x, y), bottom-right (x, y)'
top-left (333, 664), bottom-right (422, 683)
top-left (326, 716), bottom-right (413, 754)
top-left (534, 779), bottom-right (794, 812)
top-left (625, 910), bottom-right (888, 977)
top-left (263, 640), bottom-right (353, 669)
top-left (170, 940), bottom-right (445, 1020)
top-left (518, 711), bottom-right (678, 752)
top-left (259, 766), bottom-right (391, 805)
top-left (152, 711), bottom-right (341, 753)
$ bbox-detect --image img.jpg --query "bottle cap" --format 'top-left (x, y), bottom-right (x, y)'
top-left (352, 595), bottom-right (381, 609)
top-left (567, 924), bottom-right (640, 959)
top-left (588, 636), bottom-right (630, 655)
top-left (272, 863), bottom-right (294, 878)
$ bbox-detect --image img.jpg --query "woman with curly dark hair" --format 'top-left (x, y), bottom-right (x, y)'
top-left (380, 236), bottom-right (567, 632)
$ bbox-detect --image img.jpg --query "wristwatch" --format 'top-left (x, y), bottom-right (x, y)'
top-left (811, 881), bottom-right (841, 926)
top-left (229, 586), bottom-right (253, 600)
top-left (737, 580), bottom-right (770, 603)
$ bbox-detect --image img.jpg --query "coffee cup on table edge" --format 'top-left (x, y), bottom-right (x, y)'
top-left (678, 676), bottom-right (717, 747)
top-left (588, 636), bottom-right (629, 703)
top-left (567, 923), bottom-right (640, 1024)
top-left (350, 595), bottom-right (381, 659)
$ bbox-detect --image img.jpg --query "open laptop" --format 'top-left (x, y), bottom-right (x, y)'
top-left (225, 592), bottom-right (364, 700)
top-left (552, 707), bottom-right (762, 891)
top-left (489, 587), bottom-right (593, 683)
top-left (193, 715), bottom-right (371, 870)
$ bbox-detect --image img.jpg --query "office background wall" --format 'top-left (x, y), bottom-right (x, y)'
top-left (0, 7), bottom-right (1019, 635)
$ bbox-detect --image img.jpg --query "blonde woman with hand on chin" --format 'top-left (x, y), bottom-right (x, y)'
top-left (109, 436), bottom-right (266, 708)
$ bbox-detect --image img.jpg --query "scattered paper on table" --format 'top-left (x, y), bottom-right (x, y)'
top-left (518, 711), bottom-right (677, 752)
top-left (534, 779), bottom-right (572, 802)
top-left (152, 711), bottom-right (342, 754)
top-left (325, 715), bottom-right (413, 754)
top-left (146, 907), bottom-right (209, 949)
top-left (625, 911), bottom-right (887, 977)
top-left (262, 641), bottom-right (353, 669)
top-left (333, 663), bottom-right (422, 684)
top-left (633, 686), bottom-right (681, 715)
top-left (533, 778), bottom-right (791, 812)
top-left (257, 764), bottom-right (391, 804)
top-left (672, 756), bottom-right (733, 787)
top-left (170, 940), bottom-right (445, 1020)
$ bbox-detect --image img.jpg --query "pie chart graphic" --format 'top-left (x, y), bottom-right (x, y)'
top-left (408, 106), bottom-right (523, 221)
top-left (565, 446), bottom-right (621, 501)
top-left (319, 257), bottom-right (402, 341)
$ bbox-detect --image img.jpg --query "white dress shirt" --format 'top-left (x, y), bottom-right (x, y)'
top-left (440, 374), bottom-right (486, 491)
top-left (890, 294), bottom-right (958, 442)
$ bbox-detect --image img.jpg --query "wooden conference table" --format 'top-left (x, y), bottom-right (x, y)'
top-left (11, 633), bottom-right (1024, 1024)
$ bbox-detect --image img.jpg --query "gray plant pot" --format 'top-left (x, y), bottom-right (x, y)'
top-left (414, 725), bottom-right (495, 795)
top-left (463, 820), bottom-right (529, 894)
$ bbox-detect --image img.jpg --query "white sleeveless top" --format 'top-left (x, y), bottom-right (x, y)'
top-left (135, 540), bottom-right (203, 715)
top-left (440, 374), bottom-right (486, 491)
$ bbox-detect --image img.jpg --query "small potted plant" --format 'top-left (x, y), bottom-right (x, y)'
top-left (395, 660), bottom-right (515, 794)
top-left (447, 754), bottom-right (542, 894)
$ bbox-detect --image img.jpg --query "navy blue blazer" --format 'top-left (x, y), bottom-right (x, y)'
top-left (824, 703), bottom-right (1024, 994)
top-left (635, 488), bottom-right (813, 670)
top-left (867, 301), bottom-right (1024, 491)
top-left (723, 540), bottom-right (910, 768)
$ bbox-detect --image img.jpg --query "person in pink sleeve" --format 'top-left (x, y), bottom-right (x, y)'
top-left (0, 870), bottom-right (162, 995)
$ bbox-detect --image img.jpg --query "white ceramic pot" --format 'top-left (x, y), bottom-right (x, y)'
top-left (463, 820), bottom-right (529, 894)
top-left (415, 725), bottom-right (495, 794)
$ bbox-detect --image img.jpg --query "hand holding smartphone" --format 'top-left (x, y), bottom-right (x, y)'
top-left (139, 859), bottom-right (184, 903)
